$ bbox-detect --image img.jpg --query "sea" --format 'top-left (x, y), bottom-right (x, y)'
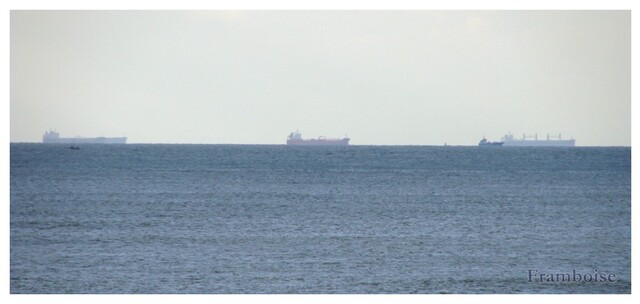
top-left (9, 144), bottom-right (631, 294)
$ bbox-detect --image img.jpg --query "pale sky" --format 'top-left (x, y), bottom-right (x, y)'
top-left (10, 10), bottom-right (630, 145)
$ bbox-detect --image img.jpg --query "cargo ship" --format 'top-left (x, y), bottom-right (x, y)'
top-left (286, 130), bottom-right (349, 146)
top-left (42, 130), bottom-right (127, 144)
top-left (501, 133), bottom-right (575, 147)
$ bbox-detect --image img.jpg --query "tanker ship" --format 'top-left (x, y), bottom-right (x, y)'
top-left (501, 132), bottom-right (575, 147)
top-left (42, 130), bottom-right (127, 144)
top-left (286, 130), bottom-right (349, 146)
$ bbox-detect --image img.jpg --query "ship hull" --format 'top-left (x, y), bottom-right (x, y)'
top-left (479, 142), bottom-right (504, 147)
top-left (502, 140), bottom-right (575, 147)
top-left (43, 137), bottom-right (127, 144)
top-left (287, 139), bottom-right (349, 146)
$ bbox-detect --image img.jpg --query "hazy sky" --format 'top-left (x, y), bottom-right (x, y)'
top-left (10, 10), bottom-right (630, 145)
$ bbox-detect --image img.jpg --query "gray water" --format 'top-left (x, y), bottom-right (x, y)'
top-left (10, 144), bottom-right (631, 293)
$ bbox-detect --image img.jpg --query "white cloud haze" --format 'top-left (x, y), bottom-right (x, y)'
top-left (11, 11), bottom-right (630, 145)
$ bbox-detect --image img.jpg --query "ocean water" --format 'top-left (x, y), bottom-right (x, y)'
top-left (10, 144), bottom-right (631, 294)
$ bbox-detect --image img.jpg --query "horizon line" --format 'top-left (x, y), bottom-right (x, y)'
top-left (8, 141), bottom-right (631, 148)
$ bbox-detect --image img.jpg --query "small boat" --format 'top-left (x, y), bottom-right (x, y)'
top-left (478, 138), bottom-right (503, 147)
top-left (68, 146), bottom-right (80, 150)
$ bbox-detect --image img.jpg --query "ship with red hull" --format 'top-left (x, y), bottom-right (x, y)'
top-left (286, 131), bottom-right (349, 146)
